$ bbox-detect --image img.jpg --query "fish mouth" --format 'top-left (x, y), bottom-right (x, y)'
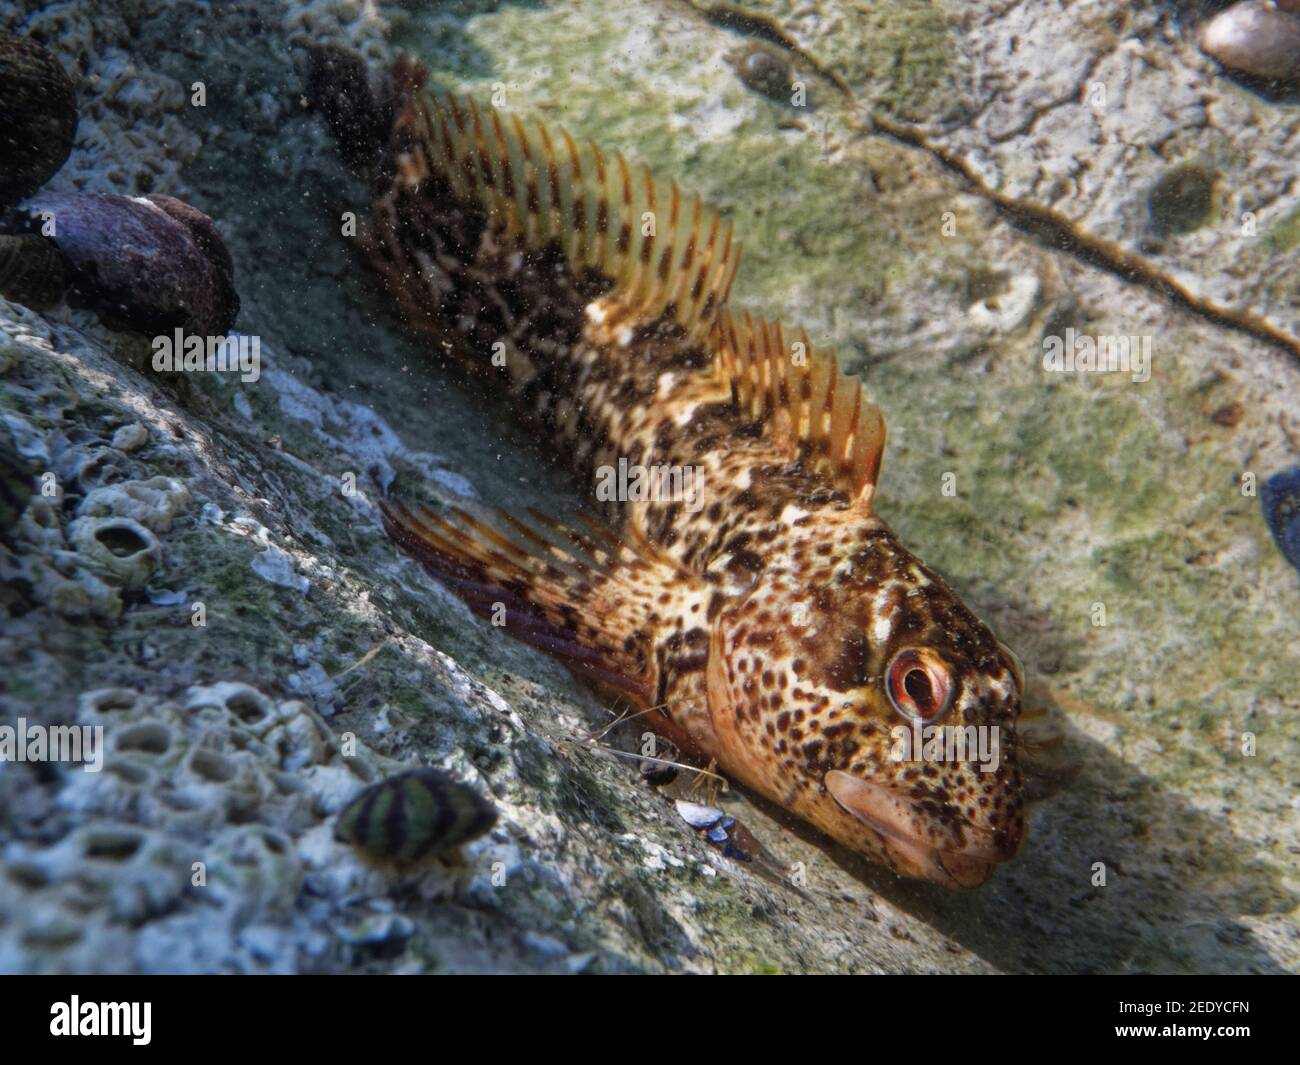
top-left (824, 770), bottom-right (1022, 889)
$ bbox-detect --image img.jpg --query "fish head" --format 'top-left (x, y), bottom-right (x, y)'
top-left (706, 516), bottom-right (1026, 888)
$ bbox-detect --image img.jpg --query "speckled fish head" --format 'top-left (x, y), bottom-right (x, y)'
top-left (707, 513), bottom-right (1026, 888)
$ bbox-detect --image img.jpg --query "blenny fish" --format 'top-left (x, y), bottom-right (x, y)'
top-left (317, 54), bottom-right (1028, 888)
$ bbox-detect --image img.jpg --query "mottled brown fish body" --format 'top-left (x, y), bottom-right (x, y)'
top-left (345, 64), bottom-right (1027, 888)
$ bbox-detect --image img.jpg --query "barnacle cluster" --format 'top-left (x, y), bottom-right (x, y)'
top-left (0, 682), bottom-right (378, 972)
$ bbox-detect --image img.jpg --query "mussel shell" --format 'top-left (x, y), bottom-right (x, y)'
top-left (1200, 1), bottom-right (1300, 81)
top-left (0, 232), bottom-right (65, 308)
top-left (0, 433), bottom-right (36, 540)
top-left (7, 192), bottom-right (239, 335)
top-left (0, 32), bottom-right (78, 206)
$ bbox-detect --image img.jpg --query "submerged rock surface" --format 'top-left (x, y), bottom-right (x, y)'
top-left (0, 0), bottom-right (1297, 973)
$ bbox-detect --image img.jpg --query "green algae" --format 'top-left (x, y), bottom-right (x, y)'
top-left (1267, 203), bottom-right (1300, 253)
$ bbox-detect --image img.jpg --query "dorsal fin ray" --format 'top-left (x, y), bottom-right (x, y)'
top-left (397, 93), bottom-right (742, 349)
top-left (713, 308), bottom-right (886, 508)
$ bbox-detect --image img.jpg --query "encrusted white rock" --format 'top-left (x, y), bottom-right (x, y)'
top-left (77, 476), bottom-right (190, 531)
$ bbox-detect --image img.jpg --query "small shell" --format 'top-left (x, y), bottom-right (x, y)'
top-left (638, 737), bottom-right (680, 785)
top-left (0, 233), bottom-right (65, 308)
top-left (728, 44), bottom-right (796, 103)
top-left (1200, 1), bottom-right (1300, 81)
top-left (334, 768), bottom-right (498, 868)
top-left (675, 799), bottom-right (725, 829)
top-left (0, 32), bottom-right (78, 206)
top-left (5, 192), bottom-right (239, 335)
top-left (1261, 467), bottom-right (1300, 574)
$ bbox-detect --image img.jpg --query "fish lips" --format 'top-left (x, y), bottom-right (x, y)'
top-left (824, 770), bottom-right (1022, 888)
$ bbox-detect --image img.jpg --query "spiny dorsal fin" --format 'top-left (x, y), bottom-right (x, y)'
top-left (713, 308), bottom-right (886, 507)
top-left (395, 94), bottom-right (742, 348)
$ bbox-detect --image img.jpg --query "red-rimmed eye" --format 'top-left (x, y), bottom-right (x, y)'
top-left (885, 648), bottom-right (953, 723)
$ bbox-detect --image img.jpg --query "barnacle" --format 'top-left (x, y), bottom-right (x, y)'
top-left (65, 515), bottom-right (162, 590)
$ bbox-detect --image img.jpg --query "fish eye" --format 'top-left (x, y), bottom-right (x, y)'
top-left (885, 648), bottom-right (953, 723)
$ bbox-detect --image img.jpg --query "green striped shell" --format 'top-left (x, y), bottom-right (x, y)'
top-left (334, 768), bottom-right (497, 867)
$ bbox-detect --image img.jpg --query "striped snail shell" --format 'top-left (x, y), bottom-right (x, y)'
top-left (334, 768), bottom-right (499, 869)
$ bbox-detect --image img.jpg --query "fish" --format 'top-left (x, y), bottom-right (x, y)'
top-left (319, 54), bottom-right (1029, 888)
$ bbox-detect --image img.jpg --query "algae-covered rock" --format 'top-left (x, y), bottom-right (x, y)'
top-left (0, 0), bottom-right (1296, 974)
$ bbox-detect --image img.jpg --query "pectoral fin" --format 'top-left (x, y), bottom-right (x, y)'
top-left (379, 498), bottom-right (713, 710)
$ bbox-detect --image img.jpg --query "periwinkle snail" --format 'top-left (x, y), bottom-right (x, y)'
top-left (334, 768), bottom-right (499, 872)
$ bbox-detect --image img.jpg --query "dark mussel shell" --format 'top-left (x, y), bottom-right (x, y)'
top-left (0, 31), bottom-right (78, 207)
top-left (0, 232), bottom-right (66, 309)
top-left (5, 192), bottom-right (239, 335)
